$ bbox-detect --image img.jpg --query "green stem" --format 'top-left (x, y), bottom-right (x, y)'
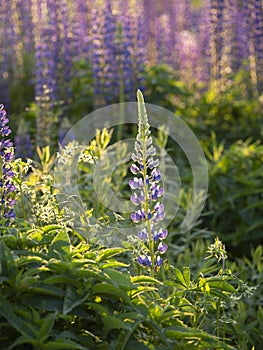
top-left (222, 256), bottom-right (225, 274)
top-left (216, 297), bottom-right (221, 340)
top-left (141, 130), bottom-right (155, 277)
top-left (19, 165), bottom-right (26, 220)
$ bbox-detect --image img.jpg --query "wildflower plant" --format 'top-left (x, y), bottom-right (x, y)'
top-left (0, 104), bottom-right (16, 224)
top-left (206, 236), bottom-right (228, 273)
top-left (130, 90), bottom-right (168, 276)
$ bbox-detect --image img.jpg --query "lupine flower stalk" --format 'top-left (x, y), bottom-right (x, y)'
top-left (253, 0), bottom-right (263, 91)
top-left (0, 104), bottom-right (16, 225)
top-left (118, 13), bottom-right (134, 101)
top-left (134, 10), bottom-right (147, 92)
top-left (91, 7), bottom-right (104, 108)
top-left (130, 90), bottom-right (168, 276)
top-left (34, 0), bottom-right (59, 148)
top-left (102, 0), bottom-right (118, 104)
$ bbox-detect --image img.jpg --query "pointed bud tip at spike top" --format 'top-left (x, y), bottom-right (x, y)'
top-left (137, 89), bottom-right (149, 132)
top-left (137, 89), bottom-right (144, 104)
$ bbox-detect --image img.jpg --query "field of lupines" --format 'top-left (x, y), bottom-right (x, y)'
top-left (0, 0), bottom-right (263, 349)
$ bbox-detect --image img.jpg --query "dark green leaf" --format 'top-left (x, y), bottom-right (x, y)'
top-left (63, 286), bottom-right (89, 314)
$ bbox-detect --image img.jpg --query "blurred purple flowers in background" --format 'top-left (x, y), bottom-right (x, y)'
top-left (0, 105), bottom-right (16, 224)
top-left (1, 0), bottom-right (262, 114)
top-left (129, 90), bottom-right (168, 275)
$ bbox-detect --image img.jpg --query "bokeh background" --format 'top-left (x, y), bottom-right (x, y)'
top-left (1, 1), bottom-right (263, 143)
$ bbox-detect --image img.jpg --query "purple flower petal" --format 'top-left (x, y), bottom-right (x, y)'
top-left (156, 256), bottom-right (163, 266)
top-left (153, 231), bottom-right (159, 241)
top-left (129, 177), bottom-right (143, 189)
top-left (148, 158), bottom-right (159, 169)
top-left (152, 168), bottom-right (161, 182)
top-left (131, 209), bottom-right (145, 223)
top-left (130, 194), bottom-right (140, 205)
top-left (138, 254), bottom-right (151, 266)
top-left (130, 164), bottom-right (140, 174)
top-left (158, 229), bottom-right (168, 239)
top-left (138, 228), bottom-right (148, 240)
top-left (158, 242), bottom-right (168, 254)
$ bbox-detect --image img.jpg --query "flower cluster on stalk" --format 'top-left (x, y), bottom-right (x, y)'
top-left (129, 90), bottom-right (168, 275)
top-left (0, 104), bottom-right (16, 224)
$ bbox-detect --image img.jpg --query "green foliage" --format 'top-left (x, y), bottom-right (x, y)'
top-left (144, 64), bottom-right (192, 110)
top-left (145, 66), bottom-right (263, 145)
top-left (203, 138), bottom-right (263, 253)
top-left (0, 222), bottom-right (256, 349)
top-left (2, 77), bottom-right (263, 349)
top-left (67, 59), bottom-right (94, 121)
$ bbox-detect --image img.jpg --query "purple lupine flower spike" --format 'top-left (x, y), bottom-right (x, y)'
top-left (130, 91), bottom-right (168, 276)
top-left (0, 104), bottom-right (16, 225)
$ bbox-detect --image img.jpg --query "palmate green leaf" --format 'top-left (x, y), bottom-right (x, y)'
top-left (26, 225), bottom-right (64, 242)
top-left (100, 261), bottom-right (130, 268)
top-left (104, 268), bottom-right (136, 291)
top-left (0, 294), bottom-right (35, 337)
top-left (204, 276), bottom-right (236, 295)
top-left (130, 286), bottom-right (159, 298)
top-left (72, 267), bottom-right (108, 282)
top-left (209, 280), bottom-right (236, 293)
top-left (16, 255), bottom-right (45, 268)
top-left (177, 297), bottom-right (196, 316)
top-left (63, 285), bottom-right (89, 315)
top-left (173, 268), bottom-right (188, 288)
top-left (8, 335), bottom-right (38, 349)
top-left (158, 309), bottom-right (184, 324)
top-left (96, 247), bottom-right (128, 262)
top-left (183, 267), bottom-right (191, 287)
top-left (165, 326), bottom-right (234, 349)
top-left (130, 276), bottom-right (163, 285)
top-left (48, 229), bottom-right (71, 258)
top-left (46, 259), bottom-right (73, 273)
top-left (13, 271), bottom-right (39, 293)
top-left (0, 241), bottom-right (16, 278)
top-left (45, 275), bottom-right (83, 289)
top-left (143, 319), bottom-right (171, 347)
top-left (118, 311), bottom-right (144, 322)
top-left (21, 293), bottom-right (63, 313)
top-left (38, 312), bottom-right (57, 342)
top-left (42, 225), bottom-right (66, 232)
top-left (91, 283), bottom-right (130, 303)
top-left (85, 301), bottom-right (109, 315)
top-left (103, 315), bottom-right (130, 334)
top-left (28, 283), bottom-right (65, 297)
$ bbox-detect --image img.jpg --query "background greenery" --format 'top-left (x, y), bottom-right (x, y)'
top-left (0, 0), bottom-right (263, 349)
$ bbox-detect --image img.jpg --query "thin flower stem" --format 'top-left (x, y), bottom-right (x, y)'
top-left (18, 165), bottom-right (26, 220)
top-left (216, 297), bottom-right (221, 340)
top-left (141, 121), bottom-right (155, 277)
